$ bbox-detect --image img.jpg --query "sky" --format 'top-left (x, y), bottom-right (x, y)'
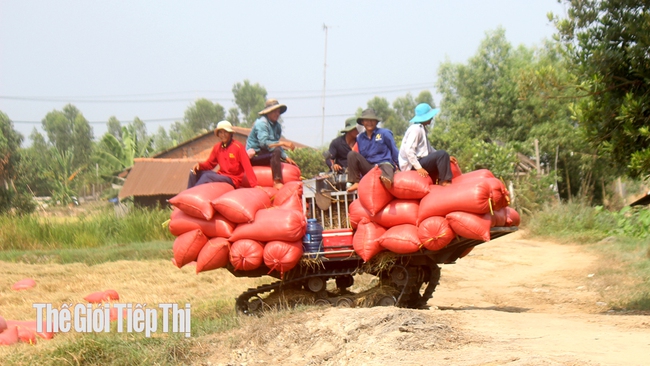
top-left (0, 0), bottom-right (566, 148)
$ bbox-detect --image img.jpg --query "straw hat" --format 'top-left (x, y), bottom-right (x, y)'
top-left (258, 99), bottom-right (287, 115)
top-left (410, 103), bottom-right (440, 124)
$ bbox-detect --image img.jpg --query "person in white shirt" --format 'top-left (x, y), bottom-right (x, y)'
top-left (398, 103), bottom-right (454, 186)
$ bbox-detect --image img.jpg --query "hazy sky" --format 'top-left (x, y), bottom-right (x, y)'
top-left (0, 1), bottom-right (566, 148)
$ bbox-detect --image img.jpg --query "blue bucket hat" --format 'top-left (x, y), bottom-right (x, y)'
top-left (410, 103), bottom-right (440, 124)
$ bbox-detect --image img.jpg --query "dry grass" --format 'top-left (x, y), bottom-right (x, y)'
top-left (0, 260), bottom-right (271, 362)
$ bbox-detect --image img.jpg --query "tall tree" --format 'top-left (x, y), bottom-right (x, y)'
top-left (131, 117), bottom-right (148, 144)
top-left (553, 0), bottom-right (650, 178)
top-left (107, 116), bottom-right (122, 141)
top-left (152, 126), bottom-right (174, 153)
top-left (183, 99), bottom-right (226, 133)
top-left (232, 80), bottom-right (267, 127)
top-left (42, 104), bottom-right (94, 169)
top-left (227, 107), bottom-right (241, 126)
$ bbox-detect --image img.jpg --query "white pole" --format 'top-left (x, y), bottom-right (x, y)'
top-left (321, 24), bottom-right (329, 147)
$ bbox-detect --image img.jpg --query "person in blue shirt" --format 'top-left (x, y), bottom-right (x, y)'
top-left (246, 99), bottom-right (297, 189)
top-left (346, 108), bottom-right (399, 192)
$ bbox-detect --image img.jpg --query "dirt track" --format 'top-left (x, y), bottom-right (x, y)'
top-left (205, 232), bottom-right (650, 366)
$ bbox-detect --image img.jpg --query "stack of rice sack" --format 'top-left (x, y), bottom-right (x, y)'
top-left (168, 164), bottom-right (306, 278)
top-left (349, 165), bottom-right (520, 262)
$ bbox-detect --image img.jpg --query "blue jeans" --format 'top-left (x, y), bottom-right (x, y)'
top-left (187, 171), bottom-right (235, 189)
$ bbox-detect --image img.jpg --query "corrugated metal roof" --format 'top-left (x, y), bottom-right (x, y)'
top-left (118, 158), bottom-right (199, 199)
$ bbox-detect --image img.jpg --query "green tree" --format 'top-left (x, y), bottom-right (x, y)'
top-left (184, 98), bottom-right (226, 132)
top-left (0, 112), bottom-right (34, 214)
top-left (42, 104), bottom-right (94, 169)
top-left (152, 126), bottom-right (175, 153)
top-left (107, 116), bottom-right (122, 141)
top-left (227, 107), bottom-right (241, 126)
top-left (232, 80), bottom-right (267, 127)
top-left (553, 0), bottom-right (650, 178)
top-left (95, 125), bottom-right (154, 183)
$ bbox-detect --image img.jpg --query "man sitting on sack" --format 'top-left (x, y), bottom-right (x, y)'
top-left (346, 108), bottom-right (399, 192)
top-left (399, 103), bottom-right (454, 186)
top-left (325, 117), bottom-right (362, 173)
top-left (188, 120), bottom-right (258, 189)
top-left (246, 98), bottom-right (297, 189)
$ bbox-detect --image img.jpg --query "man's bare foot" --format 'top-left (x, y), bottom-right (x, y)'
top-left (346, 183), bottom-right (359, 192)
top-left (441, 180), bottom-right (452, 186)
top-left (273, 181), bottom-right (284, 190)
top-left (380, 176), bottom-right (393, 190)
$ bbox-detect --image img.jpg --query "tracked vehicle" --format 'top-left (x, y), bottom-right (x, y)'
top-left (228, 177), bottom-right (518, 315)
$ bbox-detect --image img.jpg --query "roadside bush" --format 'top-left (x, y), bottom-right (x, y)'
top-left (287, 147), bottom-right (329, 179)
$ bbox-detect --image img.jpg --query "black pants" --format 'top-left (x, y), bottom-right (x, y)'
top-left (346, 151), bottom-right (395, 183)
top-left (419, 150), bottom-right (452, 183)
top-left (250, 148), bottom-right (283, 182)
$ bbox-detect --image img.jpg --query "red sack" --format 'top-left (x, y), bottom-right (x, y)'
top-left (172, 229), bottom-right (208, 268)
top-left (6, 320), bottom-right (54, 340)
top-left (229, 208), bottom-right (307, 242)
top-left (84, 291), bottom-right (109, 303)
top-left (485, 178), bottom-right (509, 211)
top-left (378, 224), bottom-right (421, 254)
top-left (372, 199), bottom-right (419, 228)
top-left (348, 199), bottom-right (371, 229)
top-left (490, 208), bottom-right (508, 227)
top-left (16, 325), bottom-right (37, 344)
top-left (446, 211), bottom-right (491, 242)
top-left (11, 278), bottom-right (36, 291)
top-left (451, 158), bottom-right (462, 178)
top-left (104, 289), bottom-right (119, 300)
top-left (274, 181), bottom-right (304, 206)
top-left (353, 218), bottom-right (386, 262)
top-left (418, 180), bottom-right (492, 222)
top-left (168, 182), bottom-right (234, 220)
top-left (358, 166), bottom-right (394, 216)
top-left (387, 171), bottom-right (431, 200)
top-left (169, 210), bottom-right (236, 238)
top-left (256, 186), bottom-right (279, 200)
top-left (0, 326), bottom-right (19, 345)
top-left (230, 239), bottom-right (264, 271)
top-left (263, 240), bottom-right (303, 277)
top-left (211, 188), bottom-right (271, 223)
top-left (196, 237), bottom-right (230, 273)
top-left (506, 207), bottom-right (521, 226)
top-left (418, 216), bottom-right (455, 251)
top-left (0, 316), bottom-right (6, 333)
top-left (251, 164), bottom-right (302, 187)
top-left (277, 192), bottom-right (303, 212)
top-left (110, 307), bottom-right (128, 322)
top-left (452, 169), bottom-right (495, 184)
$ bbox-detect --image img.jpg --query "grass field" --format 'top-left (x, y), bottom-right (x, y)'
top-left (1, 201), bottom-right (648, 364)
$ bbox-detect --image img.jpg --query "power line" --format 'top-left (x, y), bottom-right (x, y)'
top-left (10, 113), bottom-right (354, 125)
top-left (0, 82), bottom-right (435, 103)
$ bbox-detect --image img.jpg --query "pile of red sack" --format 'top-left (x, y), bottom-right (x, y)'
top-left (168, 164), bottom-right (306, 277)
top-left (168, 162), bottom-right (520, 276)
top-left (349, 166), bottom-right (520, 262)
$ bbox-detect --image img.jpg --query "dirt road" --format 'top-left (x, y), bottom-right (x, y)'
top-left (206, 232), bottom-right (650, 366)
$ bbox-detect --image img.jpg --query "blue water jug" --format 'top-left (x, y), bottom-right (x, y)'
top-left (303, 219), bottom-right (323, 254)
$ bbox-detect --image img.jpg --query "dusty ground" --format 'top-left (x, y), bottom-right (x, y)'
top-left (1, 232), bottom-right (649, 365)
top-left (202, 232), bottom-right (650, 366)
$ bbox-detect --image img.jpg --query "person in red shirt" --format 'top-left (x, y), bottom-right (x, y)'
top-left (188, 121), bottom-right (258, 188)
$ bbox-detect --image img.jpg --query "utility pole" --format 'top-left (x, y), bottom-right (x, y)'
top-left (320, 24), bottom-right (330, 146)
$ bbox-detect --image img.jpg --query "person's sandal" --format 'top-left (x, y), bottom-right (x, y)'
top-left (380, 176), bottom-right (393, 190)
